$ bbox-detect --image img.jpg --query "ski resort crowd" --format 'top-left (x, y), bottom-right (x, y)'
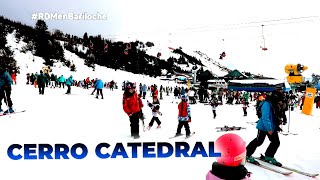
top-left (1, 69), bottom-right (320, 180)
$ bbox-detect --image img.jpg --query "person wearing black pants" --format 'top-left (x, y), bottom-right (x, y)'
top-left (176, 121), bottom-right (190, 136)
top-left (37, 70), bottom-right (46, 95)
top-left (246, 93), bottom-right (281, 166)
top-left (122, 82), bottom-right (144, 139)
top-left (129, 112), bottom-right (140, 137)
top-left (147, 97), bottom-right (161, 130)
top-left (94, 79), bottom-right (104, 99)
top-left (246, 129), bottom-right (280, 160)
top-left (176, 95), bottom-right (191, 137)
top-left (0, 67), bottom-right (14, 113)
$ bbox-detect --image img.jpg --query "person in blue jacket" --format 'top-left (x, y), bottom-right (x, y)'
top-left (142, 84), bottom-right (147, 99)
top-left (0, 67), bottom-right (14, 113)
top-left (59, 75), bottom-right (66, 88)
top-left (246, 93), bottom-right (281, 166)
top-left (95, 78), bottom-right (104, 99)
top-left (65, 75), bottom-right (73, 94)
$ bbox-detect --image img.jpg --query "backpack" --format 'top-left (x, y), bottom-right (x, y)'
top-left (256, 101), bottom-right (264, 118)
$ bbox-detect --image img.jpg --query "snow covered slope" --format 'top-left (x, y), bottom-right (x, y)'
top-left (1, 32), bottom-right (320, 180)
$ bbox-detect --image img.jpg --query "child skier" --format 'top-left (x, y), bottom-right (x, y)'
top-left (147, 96), bottom-right (161, 130)
top-left (206, 133), bottom-right (251, 180)
top-left (175, 95), bottom-right (191, 137)
top-left (242, 98), bottom-right (249, 116)
top-left (210, 97), bottom-right (219, 119)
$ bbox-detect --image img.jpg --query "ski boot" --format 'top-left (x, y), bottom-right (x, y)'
top-left (3, 107), bottom-right (14, 114)
top-left (261, 155), bottom-right (282, 166)
top-left (147, 126), bottom-right (151, 130)
top-left (133, 135), bottom-right (140, 139)
top-left (246, 156), bottom-right (260, 165)
top-left (157, 125), bottom-right (161, 129)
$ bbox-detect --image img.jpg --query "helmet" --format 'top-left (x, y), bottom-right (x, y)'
top-left (181, 95), bottom-right (187, 101)
top-left (126, 82), bottom-right (134, 89)
top-left (215, 133), bottom-right (246, 167)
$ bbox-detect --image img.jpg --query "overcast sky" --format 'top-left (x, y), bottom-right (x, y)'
top-left (1, 0), bottom-right (320, 78)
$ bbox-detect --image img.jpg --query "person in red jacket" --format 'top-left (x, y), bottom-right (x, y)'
top-left (176, 95), bottom-right (191, 137)
top-left (11, 71), bottom-right (17, 85)
top-left (123, 82), bottom-right (144, 139)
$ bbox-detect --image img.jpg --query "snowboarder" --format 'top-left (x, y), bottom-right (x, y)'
top-left (175, 95), bottom-right (191, 138)
top-left (147, 96), bottom-right (161, 130)
top-left (122, 82), bottom-right (144, 139)
top-left (206, 133), bottom-right (251, 180)
top-left (0, 67), bottom-right (14, 113)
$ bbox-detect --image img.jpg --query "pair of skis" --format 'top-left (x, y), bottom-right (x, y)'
top-left (0, 110), bottom-right (26, 117)
top-left (248, 154), bottom-right (319, 177)
top-left (169, 132), bottom-right (195, 139)
top-left (216, 126), bottom-right (246, 132)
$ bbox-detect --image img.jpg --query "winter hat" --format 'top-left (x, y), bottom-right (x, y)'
top-left (126, 82), bottom-right (134, 89)
top-left (181, 95), bottom-right (187, 101)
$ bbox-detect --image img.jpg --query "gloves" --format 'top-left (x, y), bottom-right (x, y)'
top-left (188, 116), bottom-right (191, 122)
top-left (128, 112), bottom-right (133, 117)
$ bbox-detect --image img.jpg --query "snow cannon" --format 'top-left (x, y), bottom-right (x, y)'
top-left (284, 64), bottom-right (308, 84)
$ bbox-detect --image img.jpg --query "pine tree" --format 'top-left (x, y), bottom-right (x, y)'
top-left (0, 22), bottom-right (19, 73)
top-left (34, 20), bottom-right (53, 65)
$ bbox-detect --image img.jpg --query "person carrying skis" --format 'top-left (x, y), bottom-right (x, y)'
top-left (246, 92), bottom-right (282, 166)
top-left (175, 95), bottom-right (191, 138)
top-left (206, 133), bottom-right (251, 180)
top-left (147, 96), bottom-right (161, 130)
top-left (0, 67), bottom-right (14, 113)
top-left (123, 82), bottom-right (144, 139)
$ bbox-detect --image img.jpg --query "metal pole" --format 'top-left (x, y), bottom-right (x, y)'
top-left (288, 104), bottom-right (291, 133)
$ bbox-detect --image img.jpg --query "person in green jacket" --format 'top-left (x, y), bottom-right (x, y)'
top-left (65, 75), bottom-right (74, 94)
top-left (37, 70), bottom-right (47, 95)
top-left (0, 67), bottom-right (14, 113)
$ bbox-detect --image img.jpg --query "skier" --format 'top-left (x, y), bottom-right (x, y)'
top-left (58, 75), bottom-right (66, 88)
top-left (175, 95), bottom-right (191, 138)
top-left (65, 75), bottom-right (73, 94)
top-left (147, 96), bottom-right (161, 130)
top-left (122, 82), bottom-right (144, 139)
top-left (246, 93), bottom-right (281, 166)
top-left (37, 70), bottom-right (46, 95)
top-left (95, 78), bottom-right (104, 99)
top-left (0, 67), bottom-right (14, 113)
top-left (242, 98), bottom-right (249, 116)
top-left (50, 73), bottom-right (56, 88)
top-left (142, 84), bottom-right (147, 99)
top-left (172, 86), bottom-right (179, 103)
top-left (10, 70), bottom-right (16, 85)
top-left (91, 78), bottom-right (98, 95)
top-left (206, 133), bottom-right (251, 180)
top-left (210, 96), bottom-right (219, 119)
